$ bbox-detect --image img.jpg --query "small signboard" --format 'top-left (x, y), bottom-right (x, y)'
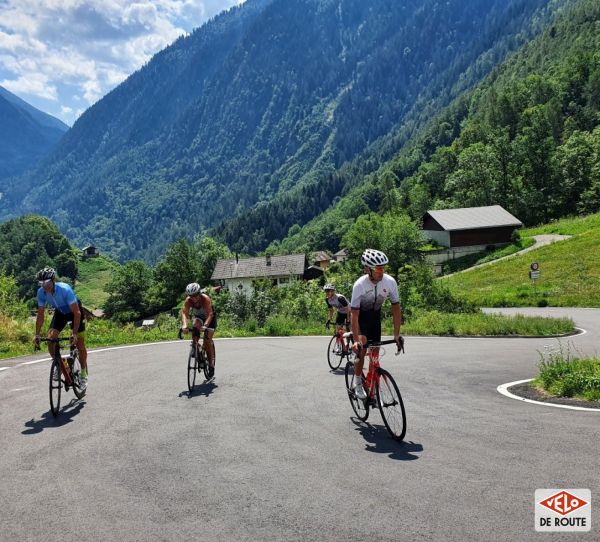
top-left (530, 262), bottom-right (540, 271)
top-left (529, 270), bottom-right (541, 280)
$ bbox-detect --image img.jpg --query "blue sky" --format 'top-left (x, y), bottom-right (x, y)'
top-left (0, 0), bottom-right (245, 126)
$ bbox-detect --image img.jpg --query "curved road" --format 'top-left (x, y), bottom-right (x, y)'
top-left (0, 308), bottom-right (598, 541)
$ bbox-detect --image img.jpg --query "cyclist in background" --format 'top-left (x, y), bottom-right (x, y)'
top-left (324, 284), bottom-right (351, 354)
top-left (33, 267), bottom-right (89, 389)
top-left (350, 249), bottom-right (402, 400)
top-left (181, 282), bottom-right (217, 378)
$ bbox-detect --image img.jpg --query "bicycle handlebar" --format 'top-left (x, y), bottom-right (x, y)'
top-left (34, 336), bottom-right (73, 352)
top-left (360, 337), bottom-right (405, 355)
top-left (178, 326), bottom-right (205, 340)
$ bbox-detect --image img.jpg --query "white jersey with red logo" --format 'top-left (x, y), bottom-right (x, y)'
top-left (350, 273), bottom-right (400, 312)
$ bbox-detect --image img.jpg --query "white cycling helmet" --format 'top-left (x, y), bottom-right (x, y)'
top-left (361, 249), bottom-right (389, 268)
top-left (323, 284), bottom-right (335, 291)
top-left (185, 282), bottom-right (201, 296)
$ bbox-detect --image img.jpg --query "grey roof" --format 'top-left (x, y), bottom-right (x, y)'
top-left (211, 254), bottom-right (306, 280)
top-left (334, 248), bottom-right (349, 256)
top-left (425, 205), bottom-right (523, 231)
top-left (312, 251), bottom-right (332, 262)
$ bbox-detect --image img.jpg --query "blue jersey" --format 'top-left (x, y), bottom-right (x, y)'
top-left (37, 282), bottom-right (78, 315)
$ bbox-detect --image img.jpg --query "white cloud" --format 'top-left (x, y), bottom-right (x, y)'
top-left (1, 74), bottom-right (58, 101)
top-left (0, 1), bottom-right (244, 125)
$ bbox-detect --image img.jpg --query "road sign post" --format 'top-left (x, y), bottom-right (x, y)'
top-left (529, 262), bottom-right (541, 296)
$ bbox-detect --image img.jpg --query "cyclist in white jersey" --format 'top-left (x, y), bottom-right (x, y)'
top-left (324, 284), bottom-right (351, 354)
top-left (350, 249), bottom-right (402, 400)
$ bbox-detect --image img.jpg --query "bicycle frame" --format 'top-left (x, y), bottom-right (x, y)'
top-left (41, 337), bottom-right (78, 386)
top-left (363, 347), bottom-right (383, 401)
top-left (179, 327), bottom-right (208, 362)
top-left (344, 338), bottom-right (406, 440)
top-left (333, 325), bottom-right (352, 352)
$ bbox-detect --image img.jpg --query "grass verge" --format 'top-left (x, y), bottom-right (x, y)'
top-left (532, 342), bottom-right (600, 401)
top-left (444, 228), bottom-right (600, 307)
top-left (1, 311), bottom-right (576, 360)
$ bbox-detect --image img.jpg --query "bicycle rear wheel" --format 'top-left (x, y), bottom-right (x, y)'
top-left (187, 346), bottom-right (197, 392)
top-left (376, 369), bottom-right (406, 441)
top-left (71, 354), bottom-right (86, 399)
top-left (344, 361), bottom-right (369, 421)
top-left (49, 358), bottom-right (62, 417)
top-left (327, 335), bottom-right (343, 370)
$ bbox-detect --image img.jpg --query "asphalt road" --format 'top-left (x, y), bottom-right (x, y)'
top-left (1, 308), bottom-right (598, 541)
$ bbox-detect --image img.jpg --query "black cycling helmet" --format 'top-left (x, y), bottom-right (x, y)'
top-left (36, 267), bottom-right (56, 282)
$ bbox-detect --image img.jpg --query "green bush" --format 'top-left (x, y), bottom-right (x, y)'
top-left (534, 342), bottom-right (600, 401)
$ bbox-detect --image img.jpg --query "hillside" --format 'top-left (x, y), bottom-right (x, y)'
top-left (272, 0), bottom-right (600, 254)
top-left (75, 255), bottom-right (120, 310)
top-left (0, 86), bottom-right (68, 181)
top-left (0, 0), bottom-right (559, 262)
top-left (443, 213), bottom-right (600, 307)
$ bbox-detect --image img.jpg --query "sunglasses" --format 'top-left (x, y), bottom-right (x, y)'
top-left (38, 279), bottom-right (53, 287)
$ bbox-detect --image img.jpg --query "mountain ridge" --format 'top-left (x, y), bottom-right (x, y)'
top-left (1, 0), bottom-right (566, 261)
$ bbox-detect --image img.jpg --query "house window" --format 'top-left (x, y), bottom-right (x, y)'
top-left (279, 277), bottom-right (289, 285)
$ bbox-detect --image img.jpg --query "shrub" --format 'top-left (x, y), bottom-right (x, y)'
top-left (534, 341), bottom-right (600, 400)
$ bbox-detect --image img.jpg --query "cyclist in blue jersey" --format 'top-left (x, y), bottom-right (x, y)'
top-left (34, 267), bottom-right (89, 388)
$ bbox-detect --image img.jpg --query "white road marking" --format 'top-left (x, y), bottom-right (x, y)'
top-left (497, 379), bottom-right (600, 412)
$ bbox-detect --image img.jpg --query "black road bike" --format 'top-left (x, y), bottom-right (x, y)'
top-left (37, 337), bottom-right (86, 417)
top-left (178, 327), bottom-right (210, 393)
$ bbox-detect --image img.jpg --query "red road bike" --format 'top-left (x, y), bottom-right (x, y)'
top-left (326, 322), bottom-right (354, 370)
top-left (344, 338), bottom-right (406, 441)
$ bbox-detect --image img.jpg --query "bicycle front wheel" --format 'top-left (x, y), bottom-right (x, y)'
top-left (327, 335), bottom-right (343, 370)
top-left (344, 361), bottom-right (369, 421)
top-left (199, 349), bottom-right (210, 380)
top-left (71, 354), bottom-right (86, 399)
top-left (187, 346), bottom-right (197, 392)
top-left (376, 369), bottom-right (406, 441)
top-left (49, 358), bottom-right (62, 417)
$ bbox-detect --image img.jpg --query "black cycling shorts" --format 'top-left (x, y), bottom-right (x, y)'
top-left (49, 301), bottom-right (86, 333)
top-left (357, 310), bottom-right (381, 343)
top-left (335, 312), bottom-right (348, 326)
top-left (192, 313), bottom-right (218, 331)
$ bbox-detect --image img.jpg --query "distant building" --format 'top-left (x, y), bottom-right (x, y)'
top-left (333, 248), bottom-right (349, 263)
top-left (211, 254), bottom-right (316, 294)
top-left (312, 251), bottom-right (332, 269)
top-left (422, 205), bottom-right (523, 272)
top-left (81, 245), bottom-right (99, 259)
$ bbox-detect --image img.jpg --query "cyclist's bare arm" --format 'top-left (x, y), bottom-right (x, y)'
top-left (181, 301), bottom-right (191, 330)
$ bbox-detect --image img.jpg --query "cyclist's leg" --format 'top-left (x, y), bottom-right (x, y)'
top-left (355, 310), bottom-right (380, 376)
top-left (203, 314), bottom-right (217, 369)
top-left (72, 311), bottom-right (88, 371)
top-left (354, 334), bottom-right (367, 375)
top-left (191, 320), bottom-right (202, 356)
top-left (47, 327), bottom-right (60, 358)
top-left (204, 329), bottom-right (215, 368)
top-left (47, 311), bottom-right (66, 358)
top-left (336, 312), bottom-right (347, 352)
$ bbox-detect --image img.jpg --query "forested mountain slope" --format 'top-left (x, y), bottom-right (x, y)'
top-left (272, 0), bottom-right (600, 255)
top-left (0, 0), bottom-right (559, 261)
top-left (0, 87), bottom-right (68, 181)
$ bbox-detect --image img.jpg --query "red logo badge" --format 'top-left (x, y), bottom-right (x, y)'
top-left (539, 491), bottom-right (589, 516)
